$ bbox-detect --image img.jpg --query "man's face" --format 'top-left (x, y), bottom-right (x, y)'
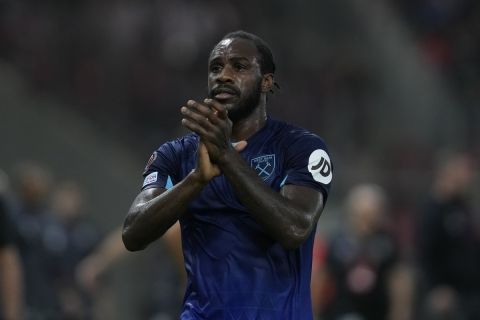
top-left (207, 38), bottom-right (263, 122)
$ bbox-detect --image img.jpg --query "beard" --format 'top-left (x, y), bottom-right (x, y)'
top-left (208, 77), bottom-right (262, 123)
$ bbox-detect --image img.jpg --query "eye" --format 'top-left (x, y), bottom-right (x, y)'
top-left (210, 63), bottom-right (223, 73)
top-left (234, 63), bottom-right (248, 71)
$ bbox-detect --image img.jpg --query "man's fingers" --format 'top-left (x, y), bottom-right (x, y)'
top-left (181, 118), bottom-right (209, 137)
top-left (181, 105), bottom-right (215, 128)
top-left (197, 141), bottom-right (221, 180)
top-left (181, 98), bottom-right (233, 163)
top-left (204, 99), bottom-right (228, 119)
top-left (187, 100), bottom-right (211, 115)
top-left (185, 100), bottom-right (222, 124)
top-left (198, 142), bottom-right (209, 158)
top-left (232, 140), bottom-right (248, 152)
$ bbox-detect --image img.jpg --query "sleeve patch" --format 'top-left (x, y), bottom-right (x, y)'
top-left (144, 151), bottom-right (158, 172)
top-left (308, 149), bottom-right (332, 184)
top-left (143, 171), bottom-right (158, 187)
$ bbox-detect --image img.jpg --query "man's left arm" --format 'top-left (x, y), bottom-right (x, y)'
top-left (219, 151), bottom-right (324, 250)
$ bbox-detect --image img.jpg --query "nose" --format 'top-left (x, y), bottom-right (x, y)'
top-left (216, 65), bottom-right (234, 83)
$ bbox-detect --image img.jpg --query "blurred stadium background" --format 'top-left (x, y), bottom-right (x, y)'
top-left (1, 0), bottom-right (479, 319)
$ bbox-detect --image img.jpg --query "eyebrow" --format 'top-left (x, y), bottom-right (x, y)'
top-left (209, 56), bottom-right (251, 65)
top-left (209, 57), bottom-right (223, 65)
top-left (229, 56), bottom-right (251, 63)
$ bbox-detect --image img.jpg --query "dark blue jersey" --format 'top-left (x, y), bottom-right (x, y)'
top-left (142, 117), bottom-right (333, 320)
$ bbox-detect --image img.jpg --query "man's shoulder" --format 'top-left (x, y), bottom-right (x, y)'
top-left (154, 133), bottom-right (199, 153)
top-left (269, 118), bottom-right (328, 148)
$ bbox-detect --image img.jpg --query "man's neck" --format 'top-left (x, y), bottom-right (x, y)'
top-left (231, 103), bottom-right (267, 142)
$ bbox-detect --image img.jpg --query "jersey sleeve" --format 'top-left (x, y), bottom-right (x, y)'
top-left (141, 140), bottom-right (180, 191)
top-left (282, 132), bottom-right (333, 200)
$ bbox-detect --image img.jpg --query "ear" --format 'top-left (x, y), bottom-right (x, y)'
top-left (261, 73), bottom-right (274, 93)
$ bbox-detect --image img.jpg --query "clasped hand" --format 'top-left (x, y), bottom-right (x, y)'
top-left (181, 99), bottom-right (246, 182)
top-left (181, 98), bottom-right (232, 162)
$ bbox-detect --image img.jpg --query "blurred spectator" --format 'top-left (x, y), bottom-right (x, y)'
top-left (75, 227), bottom-right (128, 320)
top-left (49, 181), bottom-right (100, 320)
top-left (0, 170), bottom-right (24, 320)
top-left (9, 162), bottom-right (61, 320)
top-left (312, 184), bottom-right (414, 320)
top-left (417, 152), bottom-right (480, 320)
top-left (76, 222), bottom-right (185, 320)
top-left (75, 227), bottom-right (124, 298)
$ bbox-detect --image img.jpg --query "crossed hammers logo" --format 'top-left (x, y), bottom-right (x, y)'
top-left (255, 162), bottom-right (272, 176)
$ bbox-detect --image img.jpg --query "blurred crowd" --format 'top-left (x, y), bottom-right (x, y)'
top-left (311, 152), bottom-right (479, 320)
top-left (393, 0), bottom-right (480, 146)
top-left (0, 163), bottom-right (102, 320)
top-left (1, 0), bottom-right (478, 151)
top-left (0, 162), bottom-right (185, 320)
top-left (1, 0), bottom-right (480, 319)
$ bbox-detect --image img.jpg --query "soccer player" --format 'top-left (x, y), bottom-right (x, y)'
top-left (122, 30), bottom-right (333, 319)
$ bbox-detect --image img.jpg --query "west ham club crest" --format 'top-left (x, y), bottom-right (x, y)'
top-left (251, 154), bottom-right (275, 180)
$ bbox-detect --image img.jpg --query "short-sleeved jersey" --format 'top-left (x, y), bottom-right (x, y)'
top-left (142, 117), bottom-right (333, 320)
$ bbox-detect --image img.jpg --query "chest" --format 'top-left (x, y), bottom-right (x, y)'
top-left (180, 143), bottom-right (287, 214)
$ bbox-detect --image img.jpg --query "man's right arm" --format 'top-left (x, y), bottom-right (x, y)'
top-left (122, 142), bottom-right (223, 251)
top-left (122, 171), bottom-right (207, 251)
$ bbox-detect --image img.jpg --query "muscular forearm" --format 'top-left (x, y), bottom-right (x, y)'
top-left (218, 149), bottom-right (321, 250)
top-left (122, 171), bottom-right (206, 251)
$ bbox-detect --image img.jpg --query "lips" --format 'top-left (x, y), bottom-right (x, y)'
top-left (215, 92), bottom-right (235, 100)
top-left (212, 86), bottom-right (239, 101)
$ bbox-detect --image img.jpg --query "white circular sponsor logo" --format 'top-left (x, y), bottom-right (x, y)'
top-left (308, 149), bottom-right (332, 184)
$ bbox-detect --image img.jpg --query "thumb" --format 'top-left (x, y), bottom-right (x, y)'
top-left (232, 141), bottom-right (247, 152)
top-left (199, 141), bottom-right (208, 154)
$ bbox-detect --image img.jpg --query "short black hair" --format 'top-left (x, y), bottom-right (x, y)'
top-left (221, 30), bottom-right (276, 75)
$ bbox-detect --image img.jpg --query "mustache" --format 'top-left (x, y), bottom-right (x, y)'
top-left (209, 84), bottom-right (241, 97)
